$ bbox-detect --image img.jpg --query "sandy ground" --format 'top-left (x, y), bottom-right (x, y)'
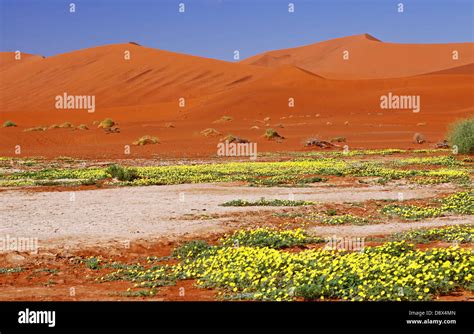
top-left (0, 182), bottom-right (466, 250)
top-left (1, 36), bottom-right (473, 159)
top-left (308, 216), bottom-right (473, 238)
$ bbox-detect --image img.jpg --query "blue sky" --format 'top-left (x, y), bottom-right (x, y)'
top-left (0, 0), bottom-right (473, 60)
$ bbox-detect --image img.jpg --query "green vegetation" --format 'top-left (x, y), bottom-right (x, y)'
top-left (381, 191), bottom-right (473, 220)
top-left (107, 164), bottom-right (138, 181)
top-left (395, 156), bottom-right (460, 167)
top-left (447, 117), bottom-right (474, 154)
top-left (264, 128), bottom-right (284, 140)
top-left (220, 228), bottom-right (322, 248)
top-left (247, 175), bottom-right (326, 187)
top-left (0, 267), bottom-right (24, 274)
top-left (172, 240), bottom-right (211, 259)
top-left (388, 225), bottom-right (473, 244)
top-left (2, 120), bottom-right (17, 127)
top-left (98, 118), bottom-right (115, 129)
top-left (220, 198), bottom-right (315, 207)
top-left (0, 152), bottom-right (470, 188)
top-left (83, 257), bottom-right (102, 270)
top-left (321, 214), bottom-right (369, 225)
top-left (381, 204), bottom-right (444, 220)
top-left (93, 229), bottom-right (474, 301)
top-left (133, 135), bottom-right (159, 146)
top-left (440, 191), bottom-right (474, 214)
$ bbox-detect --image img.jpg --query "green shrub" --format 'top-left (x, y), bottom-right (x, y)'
top-left (325, 208), bottom-right (338, 216)
top-left (264, 128), bottom-right (284, 140)
top-left (172, 240), bottom-right (211, 259)
top-left (98, 118), bottom-right (115, 129)
top-left (447, 118), bottom-right (474, 154)
top-left (107, 164), bottom-right (138, 181)
top-left (220, 228), bottom-right (321, 248)
top-left (2, 120), bottom-right (17, 127)
top-left (83, 257), bottom-right (102, 270)
top-left (133, 135), bottom-right (159, 146)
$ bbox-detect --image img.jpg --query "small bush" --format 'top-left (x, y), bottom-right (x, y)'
top-left (213, 116), bottom-right (233, 124)
top-left (83, 257), bottom-right (102, 270)
top-left (77, 124), bottom-right (89, 130)
top-left (98, 118), bottom-right (115, 129)
top-left (413, 133), bottom-right (425, 144)
top-left (24, 126), bottom-right (47, 132)
top-left (264, 128), bottom-right (284, 140)
top-left (220, 134), bottom-right (249, 143)
top-left (447, 117), bottom-right (474, 154)
top-left (200, 128), bottom-right (221, 137)
top-left (133, 135), bottom-right (159, 146)
top-left (107, 164), bottom-right (139, 181)
top-left (325, 208), bottom-right (338, 216)
top-left (59, 122), bottom-right (73, 128)
top-left (2, 120), bottom-right (17, 127)
top-left (172, 240), bottom-right (210, 259)
top-left (330, 136), bottom-right (346, 143)
top-left (220, 228), bottom-right (321, 248)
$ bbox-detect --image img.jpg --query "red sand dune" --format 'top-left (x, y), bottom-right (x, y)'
top-left (0, 36), bottom-right (473, 158)
top-left (424, 63), bottom-right (474, 75)
top-left (0, 52), bottom-right (43, 72)
top-left (0, 43), bottom-right (269, 112)
top-left (241, 34), bottom-right (474, 79)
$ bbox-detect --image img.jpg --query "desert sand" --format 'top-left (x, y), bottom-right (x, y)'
top-left (0, 34), bottom-right (473, 158)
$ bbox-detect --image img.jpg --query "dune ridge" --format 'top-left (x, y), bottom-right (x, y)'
top-left (241, 34), bottom-right (474, 79)
top-left (0, 35), bottom-right (473, 158)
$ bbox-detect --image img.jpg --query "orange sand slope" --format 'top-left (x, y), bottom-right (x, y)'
top-left (241, 34), bottom-right (474, 79)
top-left (0, 35), bottom-right (473, 158)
